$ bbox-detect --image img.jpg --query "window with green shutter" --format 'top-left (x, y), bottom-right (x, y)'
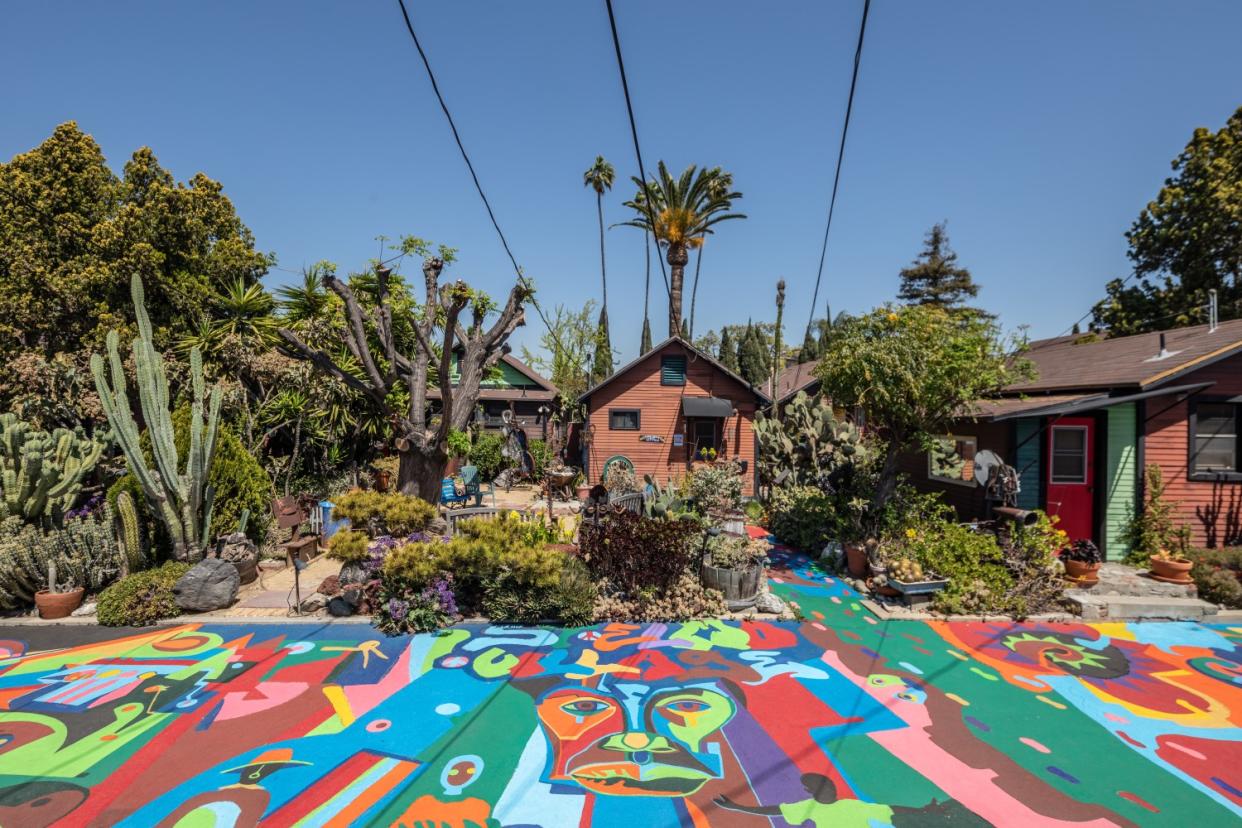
top-left (661, 355), bottom-right (686, 386)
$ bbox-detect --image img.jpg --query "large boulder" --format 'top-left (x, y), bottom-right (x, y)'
top-left (173, 558), bottom-right (240, 612)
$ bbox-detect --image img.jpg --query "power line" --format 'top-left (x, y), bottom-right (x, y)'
top-left (602, 0), bottom-right (673, 306)
top-left (804, 0), bottom-right (872, 341)
top-left (393, 0), bottom-right (569, 357)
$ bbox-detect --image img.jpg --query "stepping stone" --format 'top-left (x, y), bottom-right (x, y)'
top-left (1068, 593), bottom-right (1219, 621)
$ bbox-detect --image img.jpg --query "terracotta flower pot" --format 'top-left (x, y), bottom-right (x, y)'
top-left (844, 542), bottom-right (870, 578)
top-left (1063, 560), bottom-right (1101, 580)
top-left (1149, 555), bottom-right (1193, 582)
top-left (575, 485), bottom-right (592, 501)
top-left (35, 588), bottom-right (85, 619)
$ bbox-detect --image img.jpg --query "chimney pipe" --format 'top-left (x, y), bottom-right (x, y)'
top-left (1209, 289), bottom-right (1219, 333)
top-left (1158, 332), bottom-right (1168, 359)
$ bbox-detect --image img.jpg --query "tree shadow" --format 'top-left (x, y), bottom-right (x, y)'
top-left (1195, 479), bottom-right (1242, 548)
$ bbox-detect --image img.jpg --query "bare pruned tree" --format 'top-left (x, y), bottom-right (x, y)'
top-left (277, 257), bottom-right (528, 500)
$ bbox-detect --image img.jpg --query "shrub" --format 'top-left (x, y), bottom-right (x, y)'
top-left (1123, 464), bottom-right (1190, 562)
top-left (0, 511), bottom-right (121, 610)
top-left (374, 574), bottom-right (457, 635)
top-left (593, 572), bottom-right (726, 622)
top-left (468, 432), bottom-right (511, 480)
top-left (97, 561), bottom-right (191, 626)
top-left (704, 532), bottom-right (768, 569)
top-left (447, 428), bottom-right (472, 460)
top-left (529, 439), bottom-right (554, 483)
top-left (373, 516), bottom-right (589, 629)
top-left (743, 499), bottom-right (766, 525)
top-left (326, 529), bottom-right (370, 564)
top-left (1190, 547), bottom-right (1242, 608)
top-left (604, 461), bottom-right (639, 494)
top-left (331, 491), bottom-right (436, 536)
top-left (689, 461), bottom-right (744, 518)
top-left (579, 511), bottom-right (700, 594)
top-left (767, 486), bottom-right (835, 551)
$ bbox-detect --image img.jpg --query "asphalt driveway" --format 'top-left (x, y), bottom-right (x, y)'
top-left (0, 548), bottom-right (1238, 827)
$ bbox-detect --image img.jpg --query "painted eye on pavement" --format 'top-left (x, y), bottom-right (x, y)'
top-left (561, 699), bottom-right (610, 715)
top-left (663, 699), bottom-right (708, 713)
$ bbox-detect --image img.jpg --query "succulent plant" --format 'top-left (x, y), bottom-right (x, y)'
top-left (0, 509), bottom-right (121, 609)
top-left (754, 391), bottom-right (868, 488)
top-left (0, 412), bottom-right (106, 526)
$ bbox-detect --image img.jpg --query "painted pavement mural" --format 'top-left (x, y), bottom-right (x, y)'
top-left (0, 547), bottom-right (1238, 826)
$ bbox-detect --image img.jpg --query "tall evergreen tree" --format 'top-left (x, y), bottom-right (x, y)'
top-left (718, 327), bottom-right (738, 372)
top-left (897, 222), bottom-right (982, 312)
top-left (738, 321), bottom-right (769, 386)
top-left (584, 156), bottom-right (615, 375)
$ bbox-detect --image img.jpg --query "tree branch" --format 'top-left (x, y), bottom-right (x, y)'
top-left (276, 328), bottom-right (388, 408)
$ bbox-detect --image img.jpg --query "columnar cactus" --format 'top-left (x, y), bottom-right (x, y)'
top-left (91, 275), bottom-right (222, 561)
top-left (0, 413), bottom-right (106, 525)
top-left (115, 490), bottom-right (144, 574)
top-left (754, 390), bottom-right (869, 488)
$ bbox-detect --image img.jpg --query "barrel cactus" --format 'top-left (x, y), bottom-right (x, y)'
top-left (0, 413), bottom-right (106, 526)
top-left (91, 274), bottom-right (222, 561)
top-left (754, 390), bottom-right (869, 487)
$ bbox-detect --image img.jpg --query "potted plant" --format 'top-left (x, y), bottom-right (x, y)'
top-left (35, 560), bottom-right (85, 619)
top-left (700, 530), bottom-right (768, 610)
top-left (1149, 549), bottom-right (1193, 583)
top-left (1061, 539), bottom-right (1102, 583)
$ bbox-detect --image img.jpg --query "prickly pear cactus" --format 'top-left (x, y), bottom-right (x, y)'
top-left (754, 390), bottom-right (869, 487)
top-left (0, 412), bottom-right (106, 525)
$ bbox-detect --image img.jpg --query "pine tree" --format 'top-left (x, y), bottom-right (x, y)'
top-left (680, 318), bottom-right (690, 340)
top-left (800, 327), bottom-right (819, 362)
top-left (897, 222), bottom-right (984, 313)
top-left (718, 327), bottom-right (738, 372)
top-left (640, 317), bottom-right (653, 354)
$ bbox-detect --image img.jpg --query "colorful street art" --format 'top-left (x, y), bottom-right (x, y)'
top-left (0, 544), bottom-right (1239, 827)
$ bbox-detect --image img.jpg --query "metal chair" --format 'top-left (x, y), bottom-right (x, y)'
top-left (608, 491), bottom-right (644, 515)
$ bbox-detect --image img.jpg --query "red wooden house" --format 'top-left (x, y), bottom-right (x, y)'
top-left (907, 319), bottom-right (1242, 557)
top-left (579, 337), bottom-right (770, 495)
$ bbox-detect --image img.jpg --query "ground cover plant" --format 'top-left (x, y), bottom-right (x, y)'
top-left (96, 561), bottom-right (191, 626)
top-left (1189, 547), bottom-right (1242, 608)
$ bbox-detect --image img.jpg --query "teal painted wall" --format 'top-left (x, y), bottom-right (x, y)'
top-left (1014, 418), bottom-right (1041, 510)
top-left (1103, 403), bottom-right (1138, 561)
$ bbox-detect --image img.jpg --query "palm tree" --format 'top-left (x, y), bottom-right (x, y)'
top-left (687, 167), bottom-right (733, 339)
top-left (623, 162), bottom-right (745, 337)
top-left (584, 156), bottom-right (616, 376)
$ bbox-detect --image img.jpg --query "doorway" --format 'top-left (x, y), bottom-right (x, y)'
top-left (1046, 417), bottom-right (1094, 541)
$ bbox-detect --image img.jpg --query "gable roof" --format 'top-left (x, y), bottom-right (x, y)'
top-left (773, 359), bottom-right (821, 403)
top-left (1005, 318), bottom-right (1242, 394)
top-left (427, 354), bottom-right (558, 401)
top-left (579, 337), bottom-right (771, 404)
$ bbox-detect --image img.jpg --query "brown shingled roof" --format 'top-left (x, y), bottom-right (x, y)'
top-left (774, 359), bottom-right (821, 402)
top-left (1007, 318), bottom-right (1242, 393)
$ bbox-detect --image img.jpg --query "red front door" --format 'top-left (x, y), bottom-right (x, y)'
top-left (1046, 417), bottom-right (1094, 541)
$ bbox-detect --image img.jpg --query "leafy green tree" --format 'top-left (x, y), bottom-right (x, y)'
top-left (584, 156), bottom-right (615, 376)
top-left (1095, 106), bottom-right (1242, 334)
top-left (816, 305), bottom-right (1032, 510)
top-left (0, 122), bottom-right (271, 361)
top-left (521, 301), bottom-right (599, 401)
top-left (897, 222), bottom-right (983, 313)
top-left (623, 162), bottom-right (745, 336)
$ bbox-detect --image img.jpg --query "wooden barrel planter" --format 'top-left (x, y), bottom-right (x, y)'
top-left (717, 513), bottom-right (746, 536)
top-left (701, 556), bottom-right (764, 610)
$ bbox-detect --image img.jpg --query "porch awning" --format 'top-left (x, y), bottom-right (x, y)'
top-left (682, 396), bottom-right (734, 418)
top-left (987, 381), bottom-right (1215, 421)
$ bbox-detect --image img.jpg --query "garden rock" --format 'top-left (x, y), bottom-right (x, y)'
top-left (755, 592), bottom-right (786, 614)
top-left (71, 601), bottom-right (97, 617)
top-left (820, 541), bottom-right (843, 569)
top-left (338, 563), bottom-right (367, 586)
top-left (427, 516), bottom-right (448, 536)
top-left (300, 593), bottom-right (328, 613)
top-left (217, 532), bottom-right (257, 563)
top-left (173, 559), bottom-right (240, 612)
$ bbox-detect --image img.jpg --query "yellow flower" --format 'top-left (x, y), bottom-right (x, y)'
top-left (905, 528), bottom-right (917, 539)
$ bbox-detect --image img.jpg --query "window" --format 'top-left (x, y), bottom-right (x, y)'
top-left (691, 419), bottom-right (720, 455)
top-left (928, 435), bottom-right (977, 486)
top-left (609, 409), bottom-right (640, 431)
top-left (1050, 426), bottom-right (1088, 484)
top-left (661, 355), bottom-right (686, 386)
top-left (1191, 401), bottom-right (1239, 477)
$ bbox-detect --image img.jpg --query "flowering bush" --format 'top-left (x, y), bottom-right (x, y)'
top-left (688, 461), bottom-right (743, 519)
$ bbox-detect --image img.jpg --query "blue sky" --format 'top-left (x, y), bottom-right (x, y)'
top-left (5, 2), bottom-right (1241, 362)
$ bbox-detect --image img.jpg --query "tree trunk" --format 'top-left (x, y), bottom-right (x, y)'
top-left (597, 193), bottom-right (608, 312)
top-left (398, 443), bottom-right (449, 503)
top-left (688, 246), bottom-right (703, 340)
top-left (873, 438), bottom-right (904, 515)
top-left (667, 242), bottom-right (688, 337)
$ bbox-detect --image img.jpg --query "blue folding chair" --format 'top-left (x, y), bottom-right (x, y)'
top-left (440, 476), bottom-right (470, 508)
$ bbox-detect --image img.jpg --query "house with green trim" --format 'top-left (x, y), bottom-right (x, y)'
top-left (906, 319), bottom-right (1242, 559)
top-left (429, 352), bottom-right (558, 441)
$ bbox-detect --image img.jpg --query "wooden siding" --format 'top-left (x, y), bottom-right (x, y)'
top-left (1014, 417), bottom-right (1041, 510)
top-left (1144, 356), bottom-right (1242, 548)
top-left (584, 342), bottom-right (759, 495)
top-left (901, 419), bottom-right (1013, 521)
top-left (1102, 403), bottom-right (1138, 561)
